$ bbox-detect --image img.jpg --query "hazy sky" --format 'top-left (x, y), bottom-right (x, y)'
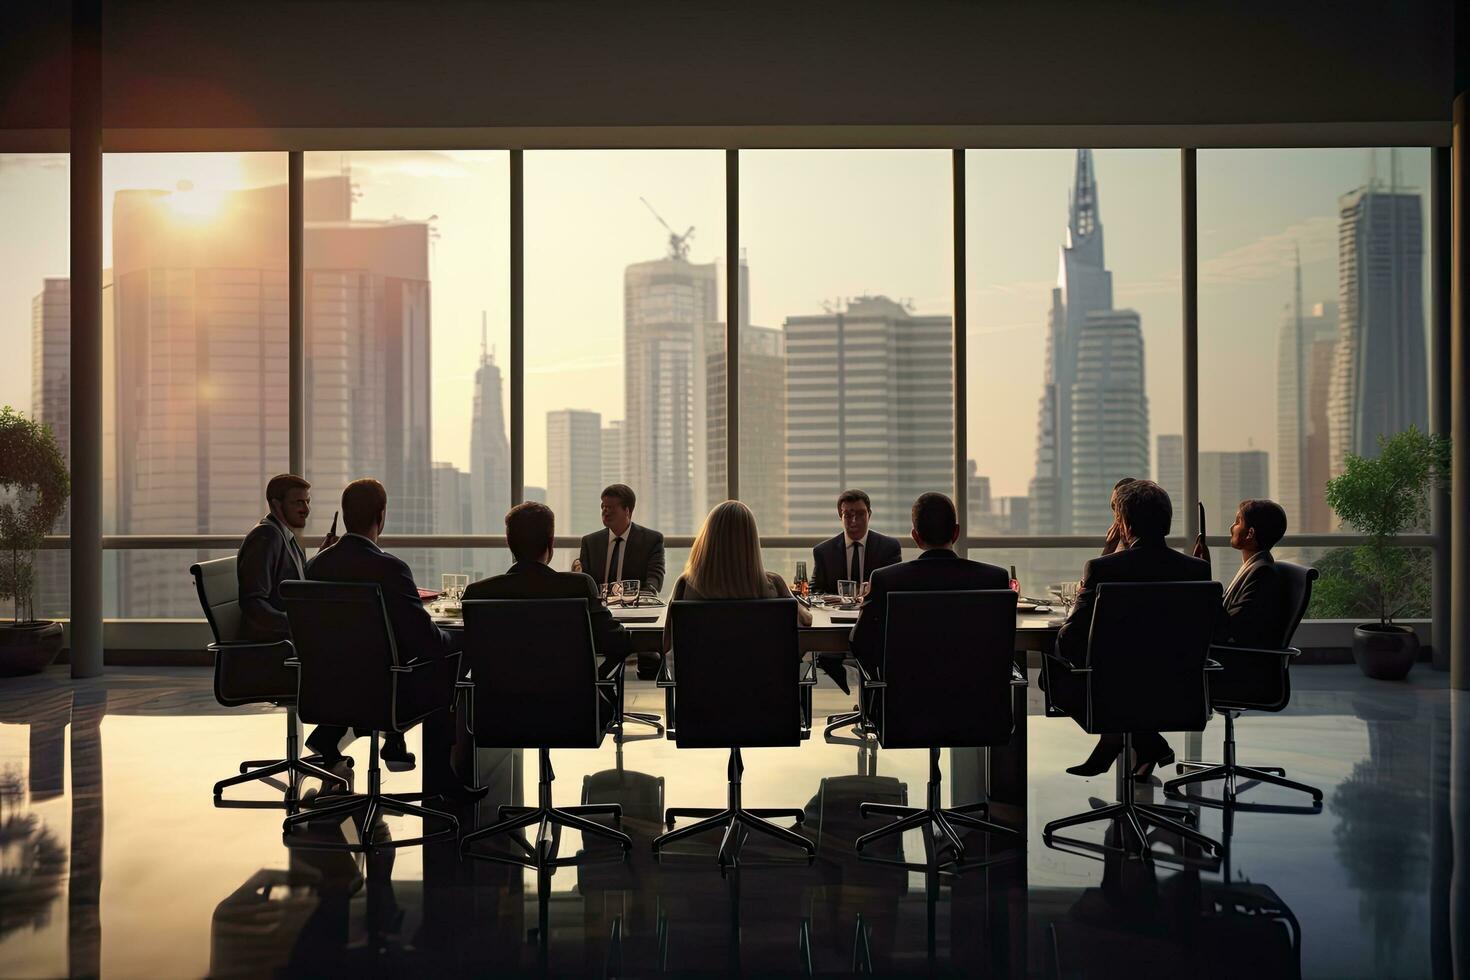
top-left (0, 146), bottom-right (1431, 505)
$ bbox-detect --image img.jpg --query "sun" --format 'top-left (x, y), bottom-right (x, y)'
top-left (165, 178), bottom-right (227, 221)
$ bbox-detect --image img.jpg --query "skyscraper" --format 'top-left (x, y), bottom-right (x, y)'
top-left (1327, 178), bottom-right (1427, 476)
top-left (706, 320), bottom-right (787, 532)
top-left (784, 296), bottom-right (953, 535)
top-left (1276, 246), bottom-right (1340, 532)
top-left (547, 409), bottom-right (604, 535)
top-left (601, 420), bottom-right (624, 490)
top-left (31, 278), bottom-right (69, 619)
top-left (111, 183), bottom-right (290, 616)
top-left (623, 252), bottom-right (718, 532)
top-left (1028, 150), bottom-right (1150, 535)
top-left (432, 460), bottom-right (478, 577)
top-left (470, 315), bottom-right (510, 537)
top-left (1156, 434), bottom-right (1270, 537)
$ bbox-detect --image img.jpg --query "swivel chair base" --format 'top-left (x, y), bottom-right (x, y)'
top-left (282, 732), bottom-right (457, 851)
top-left (653, 747), bottom-right (814, 869)
top-left (856, 746), bottom-right (1018, 865)
top-left (1165, 710), bottom-right (1322, 808)
top-left (1045, 734), bottom-right (1220, 859)
top-left (461, 747), bottom-right (631, 867)
top-left (215, 707), bottom-right (349, 809)
top-left (619, 710), bottom-right (665, 739)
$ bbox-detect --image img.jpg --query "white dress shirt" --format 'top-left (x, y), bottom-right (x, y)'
top-left (846, 531), bottom-right (870, 583)
top-left (603, 526), bottom-right (629, 585)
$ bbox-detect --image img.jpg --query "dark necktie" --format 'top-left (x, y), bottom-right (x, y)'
top-left (606, 536), bottom-right (624, 586)
top-left (850, 540), bottom-right (863, 581)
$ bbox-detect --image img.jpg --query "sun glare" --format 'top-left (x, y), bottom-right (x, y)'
top-left (165, 178), bottom-right (227, 221)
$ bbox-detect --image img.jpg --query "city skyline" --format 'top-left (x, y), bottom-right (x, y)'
top-left (2, 148), bottom-right (1434, 555)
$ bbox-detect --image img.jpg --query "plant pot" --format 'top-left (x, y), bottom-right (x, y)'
top-left (1352, 624), bottom-right (1419, 681)
top-left (0, 621), bottom-right (65, 677)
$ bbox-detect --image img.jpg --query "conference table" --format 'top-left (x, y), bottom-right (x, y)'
top-left (423, 598), bottom-right (1065, 832)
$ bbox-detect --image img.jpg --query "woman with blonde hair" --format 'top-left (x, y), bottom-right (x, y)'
top-left (662, 500), bottom-right (812, 653)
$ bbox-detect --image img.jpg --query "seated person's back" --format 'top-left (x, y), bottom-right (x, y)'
top-left (664, 500), bottom-right (812, 653)
top-left (1056, 480), bottom-right (1211, 665)
top-left (851, 492), bottom-right (1009, 674)
top-left (464, 501), bottom-right (631, 665)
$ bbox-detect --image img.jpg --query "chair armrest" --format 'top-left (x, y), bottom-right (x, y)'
top-left (595, 677), bottom-right (619, 689)
top-left (208, 639), bottom-right (294, 654)
top-left (1210, 643), bottom-right (1300, 659)
top-left (1010, 665), bottom-right (1028, 687)
top-left (655, 655), bottom-right (675, 688)
top-left (283, 657), bottom-right (300, 669)
top-left (798, 656), bottom-right (817, 688)
top-left (1204, 659), bottom-right (1224, 672)
top-left (454, 679), bottom-right (475, 691)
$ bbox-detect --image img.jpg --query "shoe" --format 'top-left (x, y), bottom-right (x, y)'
top-left (305, 729), bottom-right (347, 768)
top-left (440, 782), bottom-right (490, 805)
top-left (1066, 736), bottom-right (1121, 777)
top-left (1132, 748), bottom-right (1175, 782)
top-left (381, 736), bottom-right (417, 772)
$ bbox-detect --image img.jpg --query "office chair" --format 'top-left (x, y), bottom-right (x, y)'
top-left (279, 580), bottom-right (460, 851)
top-left (190, 557), bottom-right (347, 807)
top-left (457, 597), bottom-right (632, 867)
top-left (1165, 563), bottom-right (1323, 808)
top-left (853, 590), bottom-right (1026, 866)
top-left (1042, 581), bottom-right (1224, 860)
top-left (652, 599), bottom-right (817, 869)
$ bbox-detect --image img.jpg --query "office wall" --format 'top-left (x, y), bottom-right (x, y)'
top-left (0, 0), bottom-right (1459, 133)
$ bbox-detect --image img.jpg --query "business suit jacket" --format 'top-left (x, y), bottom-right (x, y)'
top-left (463, 560), bottom-right (632, 668)
top-left (578, 523), bottom-right (666, 593)
top-left (850, 548), bottom-right (1010, 674)
top-left (1055, 538), bottom-right (1212, 665)
top-left (305, 534), bottom-right (461, 660)
top-left (1218, 552), bottom-right (1288, 648)
top-left (237, 515), bottom-right (308, 641)
top-left (812, 530), bottom-right (903, 595)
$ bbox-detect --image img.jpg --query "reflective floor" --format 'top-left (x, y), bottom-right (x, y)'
top-left (0, 664), bottom-right (1463, 978)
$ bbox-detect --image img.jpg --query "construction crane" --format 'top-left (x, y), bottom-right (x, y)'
top-left (640, 197), bottom-right (694, 261)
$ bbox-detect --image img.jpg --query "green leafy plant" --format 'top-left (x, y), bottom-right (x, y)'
top-left (0, 407), bottom-right (70, 624)
top-left (1321, 426), bottom-right (1448, 626)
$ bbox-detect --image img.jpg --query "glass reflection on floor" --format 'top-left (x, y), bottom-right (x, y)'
top-left (0, 665), bottom-right (1462, 977)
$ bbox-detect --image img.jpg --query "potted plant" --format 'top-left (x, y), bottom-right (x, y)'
top-left (0, 407), bottom-right (71, 677)
top-left (1321, 426), bottom-right (1449, 680)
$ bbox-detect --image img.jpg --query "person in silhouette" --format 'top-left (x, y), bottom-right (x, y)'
top-left (303, 478), bottom-right (461, 771)
top-left (464, 501), bottom-right (631, 672)
top-left (1200, 499), bottom-right (1291, 648)
top-left (663, 500), bottom-right (811, 655)
top-left (850, 492), bottom-right (1010, 678)
top-left (1047, 480), bottom-right (1210, 780)
top-left (812, 489), bottom-right (903, 595)
top-left (236, 474), bottom-right (337, 641)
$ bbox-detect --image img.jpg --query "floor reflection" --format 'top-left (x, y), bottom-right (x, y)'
top-left (0, 664), bottom-right (1461, 977)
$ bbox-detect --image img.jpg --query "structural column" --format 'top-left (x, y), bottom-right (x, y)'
top-left (1180, 149), bottom-right (1200, 544)
top-left (1433, 146), bottom-right (1452, 671)
top-left (726, 149), bottom-right (740, 500)
top-left (289, 152), bottom-right (305, 475)
top-left (510, 150), bottom-right (525, 504)
top-left (68, 0), bottom-right (103, 678)
top-left (1452, 92), bottom-right (1470, 691)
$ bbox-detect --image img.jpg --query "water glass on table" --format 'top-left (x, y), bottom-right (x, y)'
top-left (620, 579), bottom-right (640, 606)
top-left (837, 579), bottom-right (858, 606)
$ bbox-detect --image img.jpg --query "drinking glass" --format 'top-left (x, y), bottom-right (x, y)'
top-left (837, 579), bottom-right (858, 605)
top-left (620, 579), bottom-right (640, 606)
top-left (1058, 581), bottom-right (1078, 609)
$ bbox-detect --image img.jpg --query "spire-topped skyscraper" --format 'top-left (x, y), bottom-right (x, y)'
top-left (1029, 150), bottom-right (1148, 535)
top-left (470, 312), bottom-right (511, 535)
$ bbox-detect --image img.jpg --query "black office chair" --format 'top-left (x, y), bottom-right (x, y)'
top-left (652, 599), bottom-right (817, 869)
top-left (1042, 581), bottom-right (1224, 859)
top-left (1165, 563), bottom-right (1323, 808)
top-left (457, 598), bottom-right (632, 867)
top-left (854, 590), bottom-right (1026, 866)
top-left (190, 557), bottom-right (347, 807)
top-left (278, 580), bottom-right (460, 851)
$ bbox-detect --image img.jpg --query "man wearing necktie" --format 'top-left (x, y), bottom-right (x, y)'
top-left (811, 489), bottom-right (903, 595)
top-left (237, 474), bottom-right (338, 642)
top-left (573, 483), bottom-right (667, 594)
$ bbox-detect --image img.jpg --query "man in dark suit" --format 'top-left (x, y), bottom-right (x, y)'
top-left (303, 478), bottom-right (461, 770)
top-left (574, 484), bottom-right (666, 595)
top-left (236, 473), bottom-right (338, 641)
top-left (812, 489), bottom-right (904, 595)
top-left (1047, 480), bottom-right (1211, 777)
top-left (1212, 499), bottom-right (1290, 648)
top-left (850, 492), bottom-right (1009, 678)
top-left (464, 501), bottom-right (632, 673)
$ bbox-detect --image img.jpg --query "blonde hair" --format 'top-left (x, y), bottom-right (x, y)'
top-left (683, 500), bottom-right (769, 599)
